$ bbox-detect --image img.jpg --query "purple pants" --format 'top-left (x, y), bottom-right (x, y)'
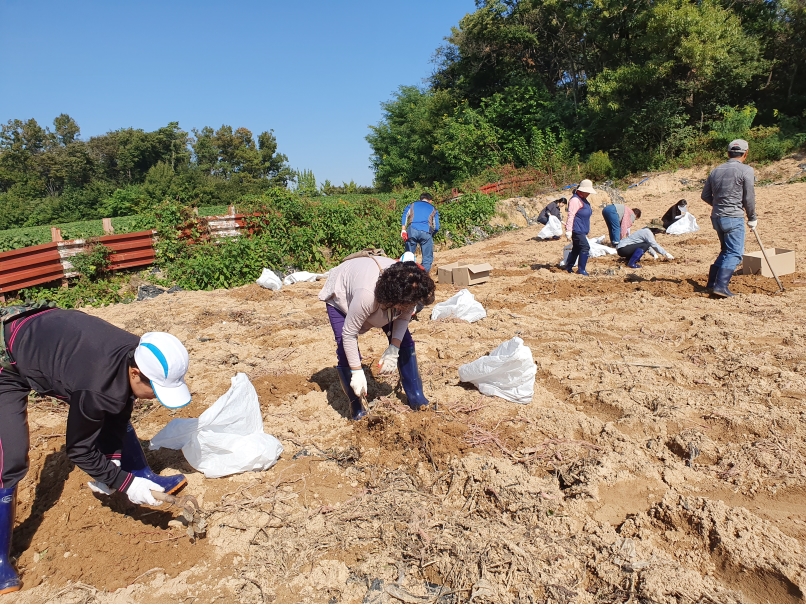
top-left (326, 304), bottom-right (414, 367)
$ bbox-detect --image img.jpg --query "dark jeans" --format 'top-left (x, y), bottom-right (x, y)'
top-left (711, 216), bottom-right (745, 271)
top-left (326, 304), bottom-right (414, 368)
top-left (566, 231), bottom-right (590, 269)
top-left (617, 243), bottom-right (650, 258)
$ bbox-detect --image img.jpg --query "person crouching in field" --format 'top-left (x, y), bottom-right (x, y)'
top-left (602, 203), bottom-right (641, 247)
top-left (616, 227), bottom-right (675, 268)
top-left (318, 256), bottom-right (436, 420)
top-left (537, 197), bottom-right (567, 226)
top-left (0, 306), bottom-right (192, 594)
top-left (662, 199), bottom-right (688, 230)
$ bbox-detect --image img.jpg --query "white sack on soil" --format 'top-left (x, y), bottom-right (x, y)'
top-left (559, 235), bottom-right (616, 267)
top-left (431, 288), bottom-right (487, 323)
top-left (458, 336), bottom-right (537, 404)
top-left (283, 271), bottom-right (328, 285)
top-left (666, 212), bottom-right (700, 235)
top-left (537, 215), bottom-right (563, 239)
top-left (150, 373), bottom-right (284, 478)
top-left (256, 268), bottom-right (282, 291)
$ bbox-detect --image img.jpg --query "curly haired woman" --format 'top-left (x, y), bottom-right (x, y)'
top-left (318, 257), bottom-right (436, 420)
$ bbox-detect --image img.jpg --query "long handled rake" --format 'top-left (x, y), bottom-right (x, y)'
top-left (750, 226), bottom-right (785, 293)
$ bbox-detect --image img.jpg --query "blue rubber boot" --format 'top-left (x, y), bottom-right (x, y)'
top-left (398, 346), bottom-right (429, 410)
top-left (627, 248), bottom-right (645, 269)
top-left (711, 267), bottom-right (735, 298)
top-left (121, 423), bottom-right (187, 495)
top-left (705, 264), bottom-right (718, 293)
top-left (577, 252), bottom-right (590, 276)
top-left (335, 366), bottom-right (367, 421)
top-left (0, 487), bottom-right (20, 595)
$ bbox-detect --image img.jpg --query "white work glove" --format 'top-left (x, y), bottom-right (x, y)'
top-left (748, 219), bottom-right (758, 229)
top-left (377, 344), bottom-right (400, 374)
top-left (565, 231), bottom-right (572, 240)
top-left (126, 477), bottom-right (164, 506)
top-left (401, 228), bottom-right (408, 242)
top-left (665, 253), bottom-right (675, 260)
top-left (350, 369), bottom-right (367, 397)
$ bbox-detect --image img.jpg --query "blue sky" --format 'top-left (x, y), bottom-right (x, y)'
top-left (0, 1), bottom-right (474, 187)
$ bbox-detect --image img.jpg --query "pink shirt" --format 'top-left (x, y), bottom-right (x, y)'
top-left (318, 256), bottom-right (413, 368)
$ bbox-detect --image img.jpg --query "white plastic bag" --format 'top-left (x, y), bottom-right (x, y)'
top-left (283, 271), bottom-right (328, 285)
top-left (431, 289), bottom-right (486, 322)
top-left (256, 268), bottom-right (282, 291)
top-left (666, 212), bottom-right (699, 235)
top-left (559, 235), bottom-right (616, 267)
top-left (458, 336), bottom-right (537, 404)
top-left (537, 215), bottom-right (563, 239)
top-left (150, 373), bottom-right (284, 478)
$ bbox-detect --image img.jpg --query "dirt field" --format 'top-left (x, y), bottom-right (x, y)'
top-left (6, 158), bottom-right (806, 603)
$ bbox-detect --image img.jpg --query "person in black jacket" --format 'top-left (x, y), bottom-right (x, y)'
top-left (0, 308), bottom-right (192, 594)
top-left (661, 199), bottom-right (688, 230)
top-left (536, 197), bottom-right (567, 225)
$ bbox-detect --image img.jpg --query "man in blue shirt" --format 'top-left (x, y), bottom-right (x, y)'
top-left (401, 193), bottom-right (440, 272)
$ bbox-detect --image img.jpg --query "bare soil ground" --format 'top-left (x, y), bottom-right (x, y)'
top-left (5, 158), bottom-right (806, 603)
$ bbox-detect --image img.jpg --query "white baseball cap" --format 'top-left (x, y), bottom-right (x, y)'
top-left (577, 179), bottom-right (597, 195)
top-left (400, 251), bottom-right (416, 263)
top-left (134, 332), bottom-right (191, 409)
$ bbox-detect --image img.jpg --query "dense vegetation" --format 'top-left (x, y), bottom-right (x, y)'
top-left (13, 189), bottom-right (499, 308)
top-left (367, 0), bottom-right (806, 189)
top-left (0, 118), bottom-right (293, 231)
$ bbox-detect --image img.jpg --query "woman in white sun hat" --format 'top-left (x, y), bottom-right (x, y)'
top-left (0, 307), bottom-right (192, 594)
top-left (563, 179), bottom-right (597, 276)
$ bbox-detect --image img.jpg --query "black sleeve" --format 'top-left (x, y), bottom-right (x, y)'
top-left (661, 205), bottom-right (676, 228)
top-left (66, 390), bottom-right (131, 490)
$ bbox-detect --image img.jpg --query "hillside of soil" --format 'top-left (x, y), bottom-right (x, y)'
top-left (5, 157), bottom-right (806, 604)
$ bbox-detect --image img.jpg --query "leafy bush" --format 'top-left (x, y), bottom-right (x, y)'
top-left (585, 151), bottom-right (614, 180)
top-left (68, 243), bottom-right (112, 280)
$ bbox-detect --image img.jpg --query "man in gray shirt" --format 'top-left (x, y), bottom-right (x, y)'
top-left (701, 139), bottom-right (757, 297)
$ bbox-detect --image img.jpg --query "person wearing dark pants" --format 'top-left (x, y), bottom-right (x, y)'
top-left (564, 179), bottom-right (597, 275)
top-left (0, 307), bottom-right (192, 594)
top-left (319, 256), bottom-right (435, 420)
top-left (616, 228), bottom-right (674, 268)
top-left (701, 139), bottom-right (757, 297)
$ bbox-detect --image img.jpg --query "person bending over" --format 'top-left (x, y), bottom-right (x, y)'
top-left (616, 227), bottom-right (675, 268)
top-left (0, 306), bottom-right (192, 594)
top-left (318, 257), bottom-right (436, 420)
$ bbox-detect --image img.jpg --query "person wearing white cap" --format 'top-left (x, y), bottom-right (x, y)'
top-left (701, 139), bottom-right (757, 297)
top-left (0, 307), bottom-right (192, 594)
top-left (563, 179), bottom-right (597, 275)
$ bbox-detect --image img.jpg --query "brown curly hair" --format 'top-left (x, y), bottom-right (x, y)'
top-left (375, 261), bottom-right (436, 307)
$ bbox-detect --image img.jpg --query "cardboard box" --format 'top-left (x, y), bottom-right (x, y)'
top-left (438, 262), bottom-right (493, 286)
top-left (742, 248), bottom-right (795, 278)
top-left (437, 262), bottom-right (463, 284)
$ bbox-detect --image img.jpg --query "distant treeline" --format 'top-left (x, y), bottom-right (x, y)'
top-left (0, 118), bottom-right (294, 230)
top-left (367, 0), bottom-right (806, 189)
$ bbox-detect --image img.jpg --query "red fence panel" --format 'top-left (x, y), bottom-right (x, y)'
top-left (0, 242), bottom-right (64, 294)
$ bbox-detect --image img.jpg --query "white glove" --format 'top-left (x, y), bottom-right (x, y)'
top-left (565, 231), bottom-right (572, 240)
top-left (377, 344), bottom-right (400, 374)
top-left (665, 253), bottom-right (675, 260)
top-left (748, 219), bottom-right (758, 229)
top-left (126, 476), bottom-right (164, 506)
top-left (648, 249), bottom-right (659, 259)
top-left (401, 228), bottom-right (408, 242)
top-left (350, 369), bottom-right (367, 397)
